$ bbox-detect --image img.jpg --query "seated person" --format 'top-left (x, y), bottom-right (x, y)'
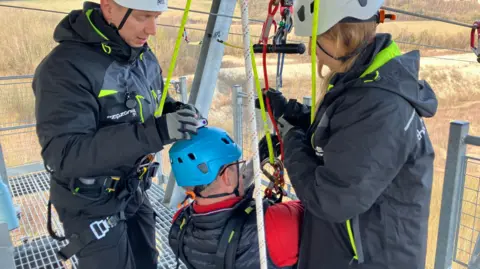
top-left (168, 126), bottom-right (304, 269)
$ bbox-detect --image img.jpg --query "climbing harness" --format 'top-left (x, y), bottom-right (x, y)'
top-left (472, 21), bottom-right (480, 63)
top-left (253, 0), bottom-right (305, 202)
top-left (47, 153), bottom-right (159, 261)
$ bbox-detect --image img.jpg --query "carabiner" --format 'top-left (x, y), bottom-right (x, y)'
top-left (471, 21), bottom-right (480, 63)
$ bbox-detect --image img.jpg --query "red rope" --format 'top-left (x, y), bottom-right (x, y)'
top-left (261, 0), bottom-right (285, 162)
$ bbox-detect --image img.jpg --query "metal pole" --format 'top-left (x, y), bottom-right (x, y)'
top-left (179, 76), bottom-right (188, 104)
top-left (162, 0), bottom-right (238, 208)
top-left (0, 143), bottom-right (7, 187)
top-left (434, 120), bottom-right (470, 269)
top-left (232, 85), bottom-right (244, 155)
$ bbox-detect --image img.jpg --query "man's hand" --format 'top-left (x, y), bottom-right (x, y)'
top-left (156, 106), bottom-right (198, 144)
top-left (255, 88), bottom-right (287, 120)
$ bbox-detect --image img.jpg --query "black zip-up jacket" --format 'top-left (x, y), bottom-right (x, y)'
top-left (282, 33), bottom-right (437, 269)
top-left (33, 2), bottom-right (179, 183)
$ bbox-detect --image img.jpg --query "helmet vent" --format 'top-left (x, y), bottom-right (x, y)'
top-left (358, 0), bottom-right (368, 7)
top-left (197, 163), bottom-right (208, 174)
top-left (178, 158), bottom-right (183, 163)
top-left (221, 138), bottom-right (230, 144)
top-left (188, 153), bottom-right (196, 160)
top-left (297, 5), bottom-right (306, 22)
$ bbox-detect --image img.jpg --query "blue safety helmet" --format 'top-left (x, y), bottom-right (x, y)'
top-left (169, 126), bottom-right (242, 187)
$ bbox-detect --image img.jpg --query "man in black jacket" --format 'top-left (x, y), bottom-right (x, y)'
top-left (32, 1), bottom-right (200, 268)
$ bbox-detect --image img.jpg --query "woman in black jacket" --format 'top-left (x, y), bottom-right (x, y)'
top-left (262, 0), bottom-right (438, 268)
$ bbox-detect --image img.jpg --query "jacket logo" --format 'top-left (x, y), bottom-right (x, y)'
top-left (157, 0), bottom-right (165, 4)
top-left (107, 109), bottom-right (137, 120)
top-left (417, 118), bottom-right (426, 141)
top-left (315, 146), bottom-right (324, 157)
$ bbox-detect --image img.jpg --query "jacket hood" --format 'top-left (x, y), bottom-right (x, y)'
top-left (53, 1), bottom-right (146, 63)
top-left (331, 33), bottom-right (438, 118)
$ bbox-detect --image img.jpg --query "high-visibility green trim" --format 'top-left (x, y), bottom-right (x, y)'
top-left (346, 219), bottom-right (359, 260)
top-left (98, 89), bottom-right (118, 98)
top-left (180, 218), bottom-right (186, 230)
top-left (151, 90), bottom-right (157, 101)
top-left (136, 95), bottom-right (145, 123)
top-left (363, 71), bottom-right (380, 83)
top-left (85, 9), bottom-right (109, 41)
top-left (102, 43), bottom-right (112, 54)
top-left (327, 84), bottom-right (334, 92)
top-left (228, 231), bottom-right (235, 243)
top-left (360, 41), bottom-right (401, 78)
top-left (245, 206), bottom-right (253, 214)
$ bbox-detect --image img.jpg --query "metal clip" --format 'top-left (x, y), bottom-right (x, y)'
top-left (90, 220), bottom-right (110, 240)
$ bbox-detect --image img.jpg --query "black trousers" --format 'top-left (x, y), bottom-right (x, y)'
top-left (53, 182), bottom-right (158, 269)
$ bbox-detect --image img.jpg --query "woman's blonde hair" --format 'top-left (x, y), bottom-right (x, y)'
top-left (316, 21), bottom-right (378, 106)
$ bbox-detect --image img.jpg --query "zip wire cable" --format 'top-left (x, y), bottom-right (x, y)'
top-left (1, 3), bottom-right (477, 30)
top-left (238, 0), bottom-right (268, 268)
top-left (0, 4), bottom-right (474, 57)
top-left (381, 6), bottom-right (475, 29)
top-left (168, 6), bottom-right (264, 24)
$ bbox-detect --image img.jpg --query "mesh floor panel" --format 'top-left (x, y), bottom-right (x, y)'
top-left (8, 171), bottom-right (186, 269)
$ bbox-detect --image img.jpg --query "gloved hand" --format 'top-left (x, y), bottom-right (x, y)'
top-left (255, 88), bottom-right (287, 120)
top-left (176, 102), bottom-right (204, 120)
top-left (163, 101), bottom-right (202, 118)
top-left (258, 134), bottom-right (281, 163)
top-left (156, 106), bottom-right (198, 144)
top-left (277, 115), bottom-right (296, 139)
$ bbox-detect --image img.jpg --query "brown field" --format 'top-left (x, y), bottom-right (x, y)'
top-left (0, 1), bottom-right (479, 269)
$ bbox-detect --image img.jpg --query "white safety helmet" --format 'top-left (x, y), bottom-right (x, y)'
top-left (113, 0), bottom-right (168, 12)
top-left (293, 0), bottom-right (384, 37)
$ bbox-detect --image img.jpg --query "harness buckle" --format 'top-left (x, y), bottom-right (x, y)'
top-left (89, 219), bottom-right (110, 240)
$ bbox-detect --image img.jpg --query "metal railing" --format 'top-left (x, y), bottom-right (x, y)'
top-left (435, 121), bottom-right (480, 269)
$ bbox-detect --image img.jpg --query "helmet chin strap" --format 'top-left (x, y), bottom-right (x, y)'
top-left (109, 8), bottom-right (132, 31)
top-left (194, 163), bottom-right (242, 199)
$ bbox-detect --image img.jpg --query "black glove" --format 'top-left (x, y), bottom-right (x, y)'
top-left (163, 101), bottom-right (202, 118)
top-left (282, 99), bottom-right (312, 132)
top-left (155, 106), bottom-right (198, 144)
top-left (258, 133), bottom-right (281, 162)
top-left (254, 88), bottom-right (287, 120)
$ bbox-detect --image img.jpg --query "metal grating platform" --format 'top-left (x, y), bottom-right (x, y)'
top-left (8, 171), bottom-right (186, 269)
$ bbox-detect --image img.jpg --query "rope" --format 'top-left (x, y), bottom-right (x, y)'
top-left (310, 0), bottom-right (320, 124)
top-left (238, 0), bottom-right (268, 268)
top-left (168, 6), bottom-right (264, 24)
top-left (155, 0), bottom-right (192, 117)
top-left (395, 40), bottom-right (471, 53)
top-left (381, 6), bottom-right (475, 29)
